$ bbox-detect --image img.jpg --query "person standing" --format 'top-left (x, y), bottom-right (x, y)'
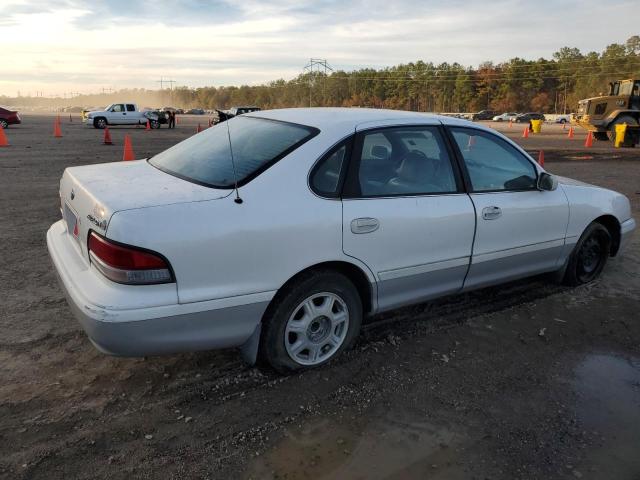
top-left (168, 111), bottom-right (176, 129)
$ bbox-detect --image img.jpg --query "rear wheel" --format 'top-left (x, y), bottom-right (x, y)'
top-left (150, 120), bottom-right (160, 129)
top-left (260, 270), bottom-right (362, 373)
top-left (607, 115), bottom-right (638, 145)
top-left (0, 119), bottom-right (8, 128)
top-left (563, 223), bottom-right (611, 286)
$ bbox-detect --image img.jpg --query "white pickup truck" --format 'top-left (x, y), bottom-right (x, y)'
top-left (85, 103), bottom-right (162, 129)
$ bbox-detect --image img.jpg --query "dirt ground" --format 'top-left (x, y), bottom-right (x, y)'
top-left (1, 114), bottom-right (639, 480)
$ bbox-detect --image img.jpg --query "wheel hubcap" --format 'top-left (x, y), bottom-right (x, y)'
top-left (284, 292), bottom-right (349, 366)
top-left (578, 236), bottom-right (602, 276)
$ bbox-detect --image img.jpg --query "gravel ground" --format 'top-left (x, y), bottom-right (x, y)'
top-left (1, 114), bottom-right (639, 480)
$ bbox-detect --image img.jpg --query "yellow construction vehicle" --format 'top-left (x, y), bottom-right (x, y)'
top-left (574, 79), bottom-right (640, 145)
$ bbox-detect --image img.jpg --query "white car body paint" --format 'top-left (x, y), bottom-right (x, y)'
top-left (47, 108), bottom-right (635, 362)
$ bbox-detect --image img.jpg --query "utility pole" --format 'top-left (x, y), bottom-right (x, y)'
top-left (157, 78), bottom-right (176, 103)
top-left (563, 78), bottom-right (568, 114)
top-left (157, 77), bottom-right (176, 90)
top-left (303, 59), bottom-right (333, 107)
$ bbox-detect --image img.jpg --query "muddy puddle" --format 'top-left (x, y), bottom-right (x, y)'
top-left (571, 353), bottom-right (640, 478)
top-left (245, 352), bottom-right (640, 480)
top-left (244, 408), bottom-right (484, 479)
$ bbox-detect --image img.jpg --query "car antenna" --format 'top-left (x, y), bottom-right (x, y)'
top-left (225, 119), bottom-right (243, 204)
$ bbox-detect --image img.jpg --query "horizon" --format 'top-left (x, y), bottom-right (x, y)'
top-left (1, 0), bottom-right (639, 97)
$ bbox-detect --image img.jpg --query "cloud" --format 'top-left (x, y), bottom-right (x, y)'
top-left (0, 0), bottom-right (638, 96)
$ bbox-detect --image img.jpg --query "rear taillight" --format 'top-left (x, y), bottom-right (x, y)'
top-left (88, 232), bottom-right (173, 285)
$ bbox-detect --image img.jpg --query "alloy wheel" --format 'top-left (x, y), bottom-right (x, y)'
top-left (284, 292), bottom-right (349, 366)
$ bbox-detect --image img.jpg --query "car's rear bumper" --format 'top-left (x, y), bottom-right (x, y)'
top-left (47, 220), bottom-right (269, 356)
top-left (619, 218), bottom-right (636, 254)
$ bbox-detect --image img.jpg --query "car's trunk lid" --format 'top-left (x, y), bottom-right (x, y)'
top-left (58, 160), bottom-right (230, 259)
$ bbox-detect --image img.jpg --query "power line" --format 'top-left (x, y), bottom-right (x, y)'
top-left (303, 58), bottom-right (333, 107)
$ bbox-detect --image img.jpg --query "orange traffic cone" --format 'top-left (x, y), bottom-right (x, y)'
top-left (122, 134), bottom-right (135, 161)
top-left (145, 120), bottom-right (151, 131)
top-left (54, 120), bottom-right (62, 138)
top-left (103, 127), bottom-right (113, 145)
top-left (538, 150), bottom-right (545, 167)
top-left (508, 119), bottom-right (513, 129)
top-left (0, 125), bottom-right (9, 147)
top-left (522, 126), bottom-right (529, 138)
top-left (567, 126), bottom-right (574, 139)
top-left (196, 123), bottom-right (202, 133)
top-left (584, 131), bottom-right (593, 148)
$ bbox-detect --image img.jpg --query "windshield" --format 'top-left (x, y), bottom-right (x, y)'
top-left (149, 116), bottom-right (319, 188)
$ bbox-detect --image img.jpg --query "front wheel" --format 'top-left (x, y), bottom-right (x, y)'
top-left (150, 120), bottom-right (160, 129)
top-left (0, 119), bottom-right (8, 128)
top-left (563, 223), bottom-right (611, 286)
top-left (93, 118), bottom-right (107, 129)
top-left (260, 270), bottom-right (362, 373)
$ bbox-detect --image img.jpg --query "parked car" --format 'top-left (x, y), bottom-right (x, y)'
top-left (186, 108), bottom-right (205, 115)
top-left (552, 114), bottom-right (572, 124)
top-left (84, 103), bottom-right (162, 129)
top-left (228, 106), bottom-right (261, 116)
top-left (492, 112), bottom-right (518, 122)
top-left (515, 112), bottom-right (546, 123)
top-left (144, 108), bottom-right (170, 125)
top-left (0, 106), bottom-right (21, 128)
top-left (47, 108), bottom-right (635, 373)
top-left (471, 110), bottom-right (496, 121)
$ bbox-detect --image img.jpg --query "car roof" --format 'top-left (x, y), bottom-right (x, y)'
top-left (246, 107), bottom-right (476, 132)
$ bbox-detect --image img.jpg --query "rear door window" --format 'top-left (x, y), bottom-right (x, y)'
top-left (126, 104), bottom-right (136, 112)
top-left (344, 126), bottom-right (459, 197)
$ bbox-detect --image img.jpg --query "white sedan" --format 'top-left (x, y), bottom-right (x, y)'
top-left (492, 112), bottom-right (519, 122)
top-left (47, 108), bottom-right (635, 372)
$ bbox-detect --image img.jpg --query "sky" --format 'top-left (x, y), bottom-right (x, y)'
top-left (1, 0), bottom-right (638, 97)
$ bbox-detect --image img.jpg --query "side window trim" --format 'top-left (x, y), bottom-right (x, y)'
top-left (342, 124), bottom-right (464, 199)
top-left (445, 126), bottom-right (539, 193)
top-left (308, 136), bottom-right (354, 199)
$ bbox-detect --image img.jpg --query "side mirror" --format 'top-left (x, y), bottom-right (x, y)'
top-left (538, 172), bottom-right (558, 191)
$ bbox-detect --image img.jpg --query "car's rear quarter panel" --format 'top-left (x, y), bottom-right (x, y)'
top-left (106, 130), bottom-right (375, 306)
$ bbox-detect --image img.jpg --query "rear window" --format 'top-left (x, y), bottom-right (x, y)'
top-left (149, 116), bottom-right (318, 188)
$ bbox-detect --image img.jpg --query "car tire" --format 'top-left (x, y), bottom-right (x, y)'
top-left (559, 119), bottom-right (566, 124)
top-left (150, 120), bottom-right (160, 129)
top-left (260, 270), bottom-right (363, 374)
top-left (563, 222), bottom-right (611, 286)
top-left (93, 117), bottom-right (107, 129)
top-left (0, 119), bottom-right (8, 128)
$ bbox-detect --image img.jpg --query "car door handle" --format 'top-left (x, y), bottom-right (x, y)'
top-left (351, 217), bottom-right (379, 234)
top-left (482, 206), bottom-right (502, 220)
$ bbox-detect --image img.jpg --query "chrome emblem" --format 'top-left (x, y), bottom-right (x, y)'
top-left (70, 190), bottom-right (75, 200)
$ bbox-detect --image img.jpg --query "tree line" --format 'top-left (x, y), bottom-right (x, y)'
top-left (3, 36), bottom-right (639, 114)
